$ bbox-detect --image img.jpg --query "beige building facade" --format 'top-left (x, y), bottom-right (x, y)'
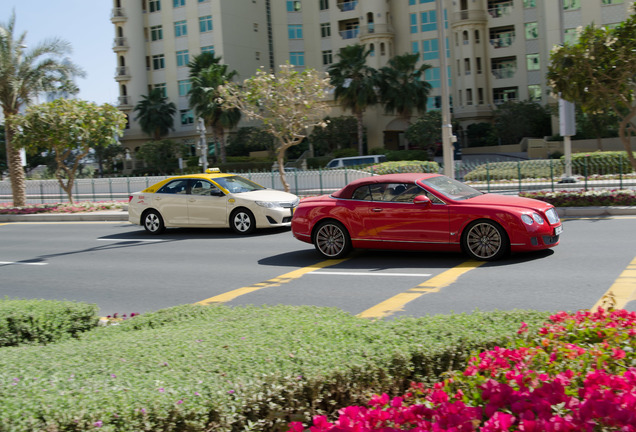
top-left (111, 0), bottom-right (634, 162)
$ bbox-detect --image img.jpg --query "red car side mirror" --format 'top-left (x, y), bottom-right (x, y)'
top-left (413, 195), bottom-right (431, 207)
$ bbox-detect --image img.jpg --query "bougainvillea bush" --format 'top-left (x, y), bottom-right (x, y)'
top-left (521, 189), bottom-right (636, 207)
top-left (289, 308), bottom-right (636, 431)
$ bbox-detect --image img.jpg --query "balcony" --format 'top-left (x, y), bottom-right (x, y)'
top-left (488, 1), bottom-right (513, 18)
top-left (490, 34), bottom-right (515, 48)
top-left (337, 0), bottom-right (358, 12)
top-left (339, 28), bottom-right (359, 40)
top-left (111, 8), bottom-right (127, 23)
top-left (359, 23), bottom-right (395, 39)
top-left (117, 95), bottom-right (133, 108)
top-left (452, 10), bottom-right (488, 23)
top-left (112, 37), bottom-right (129, 52)
top-left (114, 66), bottom-right (131, 81)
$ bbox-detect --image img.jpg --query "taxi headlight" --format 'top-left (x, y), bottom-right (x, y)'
top-left (255, 201), bottom-right (281, 209)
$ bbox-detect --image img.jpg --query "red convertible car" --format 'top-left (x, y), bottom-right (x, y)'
top-left (291, 173), bottom-right (562, 261)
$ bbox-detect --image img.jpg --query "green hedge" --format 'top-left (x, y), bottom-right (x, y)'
top-left (568, 151), bottom-right (634, 175)
top-left (464, 159), bottom-right (564, 181)
top-left (0, 304), bottom-right (551, 432)
top-left (0, 298), bottom-right (98, 347)
top-left (365, 160), bottom-right (440, 175)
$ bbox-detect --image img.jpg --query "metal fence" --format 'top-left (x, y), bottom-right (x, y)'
top-left (1, 160), bottom-right (634, 204)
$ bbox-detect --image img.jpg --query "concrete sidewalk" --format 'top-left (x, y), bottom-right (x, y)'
top-left (0, 207), bottom-right (635, 223)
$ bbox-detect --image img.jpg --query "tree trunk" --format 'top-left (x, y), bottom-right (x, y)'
top-left (618, 107), bottom-right (636, 172)
top-left (355, 110), bottom-right (364, 156)
top-left (215, 125), bottom-right (227, 164)
top-left (3, 114), bottom-right (27, 207)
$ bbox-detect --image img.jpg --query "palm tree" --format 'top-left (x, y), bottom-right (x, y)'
top-left (378, 53), bottom-right (432, 122)
top-left (188, 57), bottom-right (241, 164)
top-left (188, 51), bottom-right (221, 77)
top-left (328, 44), bottom-right (379, 156)
top-left (133, 88), bottom-right (177, 141)
top-left (0, 12), bottom-right (83, 206)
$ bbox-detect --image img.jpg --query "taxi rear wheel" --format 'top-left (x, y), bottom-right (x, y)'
top-left (230, 208), bottom-right (256, 234)
top-left (143, 210), bottom-right (165, 234)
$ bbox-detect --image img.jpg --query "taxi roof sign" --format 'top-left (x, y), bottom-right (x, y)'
top-left (206, 168), bottom-right (221, 173)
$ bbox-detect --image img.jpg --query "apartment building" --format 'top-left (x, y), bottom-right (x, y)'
top-left (111, 0), bottom-right (633, 159)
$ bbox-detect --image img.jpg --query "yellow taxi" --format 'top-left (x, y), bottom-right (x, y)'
top-left (128, 169), bottom-right (300, 234)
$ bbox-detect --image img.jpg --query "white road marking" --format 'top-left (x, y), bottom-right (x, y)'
top-left (0, 261), bottom-right (48, 266)
top-left (308, 271), bottom-right (432, 277)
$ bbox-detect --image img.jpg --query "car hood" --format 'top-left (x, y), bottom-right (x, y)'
top-left (464, 193), bottom-right (553, 212)
top-left (233, 189), bottom-right (299, 203)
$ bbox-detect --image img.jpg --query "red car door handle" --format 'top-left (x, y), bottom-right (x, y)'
top-left (372, 208), bottom-right (383, 212)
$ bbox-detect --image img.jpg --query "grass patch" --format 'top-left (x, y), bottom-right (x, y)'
top-left (0, 304), bottom-right (551, 432)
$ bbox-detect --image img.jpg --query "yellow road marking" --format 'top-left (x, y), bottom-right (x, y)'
top-left (196, 258), bottom-right (349, 305)
top-left (357, 260), bottom-right (486, 319)
top-left (592, 256), bottom-right (636, 311)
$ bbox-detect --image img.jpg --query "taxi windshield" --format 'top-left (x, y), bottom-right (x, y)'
top-left (213, 176), bottom-right (265, 193)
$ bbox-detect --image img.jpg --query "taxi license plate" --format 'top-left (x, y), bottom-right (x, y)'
top-left (554, 225), bottom-right (563, 236)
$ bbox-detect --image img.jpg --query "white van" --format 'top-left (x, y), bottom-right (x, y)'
top-left (326, 155), bottom-right (387, 169)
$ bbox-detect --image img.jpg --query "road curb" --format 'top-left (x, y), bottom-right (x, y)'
top-left (0, 211), bottom-right (129, 222)
top-left (556, 206), bottom-right (636, 217)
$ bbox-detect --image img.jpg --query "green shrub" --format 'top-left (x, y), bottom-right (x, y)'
top-left (365, 160), bottom-right (440, 175)
top-left (0, 304), bottom-right (550, 432)
top-left (464, 159), bottom-right (564, 181)
top-left (568, 151), bottom-right (634, 175)
top-left (0, 298), bottom-right (98, 347)
top-left (384, 149), bottom-right (431, 162)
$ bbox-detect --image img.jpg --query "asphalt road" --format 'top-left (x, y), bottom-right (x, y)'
top-left (1, 216), bottom-right (635, 318)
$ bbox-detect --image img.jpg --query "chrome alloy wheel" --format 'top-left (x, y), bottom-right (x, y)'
top-left (315, 221), bottom-right (350, 259)
top-left (464, 221), bottom-right (506, 261)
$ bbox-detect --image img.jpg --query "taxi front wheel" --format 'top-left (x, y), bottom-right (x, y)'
top-left (230, 208), bottom-right (255, 234)
top-left (143, 210), bottom-right (165, 234)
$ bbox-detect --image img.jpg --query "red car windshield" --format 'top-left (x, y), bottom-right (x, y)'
top-left (420, 176), bottom-right (483, 201)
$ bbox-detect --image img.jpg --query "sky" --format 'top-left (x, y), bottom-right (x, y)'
top-left (2, 0), bottom-right (119, 105)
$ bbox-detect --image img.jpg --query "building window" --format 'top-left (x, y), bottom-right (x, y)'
top-left (199, 15), bottom-right (213, 33)
top-left (424, 67), bottom-right (441, 88)
top-left (149, 0), bottom-right (161, 12)
top-left (526, 53), bottom-right (540, 71)
top-left (290, 52), bottom-right (305, 66)
top-left (410, 14), bottom-right (417, 34)
top-left (409, 0), bottom-right (416, 5)
top-left (177, 50), bottom-right (189, 67)
top-left (602, 0), bottom-right (624, 3)
top-left (420, 11), bottom-right (437, 32)
top-left (173, 0), bottom-right (185, 7)
top-left (178, 79), bottom-right (192, 96)
top-left (478, 88), bottom-right (484, 104)
top-left (523, 0), bottom-right (536, 7)
top-left (256, 51), bottom-right (261, 60)
top-left (466, 88), bottom-right (473, 105)
top-left (420, 0), bottom-right (435, 2)
top-left (464, 58), bottom-right (471, 75)
top-left (254, 23), bottom-right (258, 32)
top-left (174, 20), bottom-right (187, 37)
top-left (564, 28), bottom-right (579, 44)
top-left (150, 25), bottom-right (163, 41)
top-left (320, 0), bottom-right (329, 10)
top-left (525, 22), bottom-right (538, 40)
top-left (320, 22), bottom-right (331, 38)
top-left (201, 45), bottom-right (214, 54)
top-left (322, 50), bottom-right (333, 65)
top-left (528, 85), bottom-right (542, 101)
top-left (288, 24), bottom-right (303, 39)
top-left (286, 1), bottom-right (301, 11)
top-left (463, 31), bottom-right (469, 44)
top-left (421, 39), bottom-right (439, 60)
top-left (476, 57), bottom-right (482, 74)
top-left (180, 109), bottom-right (194, 125)
top-left (411, 41), bottom-right (419, 55)
top-left (474, 30), bottom-right (480, 43)
top-left (154, 83), bottom-right (167, 97)
top-left (152, 54), bottom-right (165, 70)
top-left (563, 0), bottom-right (580, 10)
